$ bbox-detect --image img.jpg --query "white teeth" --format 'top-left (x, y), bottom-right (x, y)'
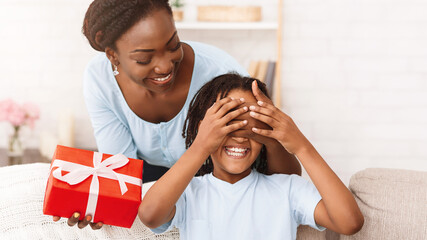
top-left (225, 147), bottom-right (248, 157)
top-left (227, 152), bottom-right (244, 157)
top-left (227, 147), bottom-right (247, 153)
top-left (154, 73), bottom-right (171, 81)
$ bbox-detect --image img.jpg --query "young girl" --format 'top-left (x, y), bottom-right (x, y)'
top-left (138, 73), bottom-right (364, 239)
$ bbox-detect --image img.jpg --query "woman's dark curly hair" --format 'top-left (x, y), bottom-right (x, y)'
top-left (82, 0), bottom-right (172, 52)
top-left (183, 73), bottom-right (271, 176)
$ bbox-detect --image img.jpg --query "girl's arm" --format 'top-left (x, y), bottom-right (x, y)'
top-left (251, 81), bottom-right (302, 175)
top-left (295, 145), bottom-right (364, 235)
top-left (138, 97), bottom-right (248, 229)
top-left (249, 101), bottom-right (364, 235)
top-left (138, 142), bottom-right (209, 228)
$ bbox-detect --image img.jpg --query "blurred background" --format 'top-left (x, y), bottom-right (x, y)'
top-left (1, 0), bottom-right (426, 185)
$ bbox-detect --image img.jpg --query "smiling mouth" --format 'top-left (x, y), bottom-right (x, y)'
top-left (152, 73), bottom-right (172, 82)
top-left (225, 147), bottom-right (250, 158)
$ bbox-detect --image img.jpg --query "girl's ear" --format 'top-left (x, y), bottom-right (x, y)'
top-left (105, 47), bottom-right (119, 66)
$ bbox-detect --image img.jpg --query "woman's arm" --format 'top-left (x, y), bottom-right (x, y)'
top-left (139, 97), bottom-right (248, 228)
top-left (251, 81), bottom-right (301, 175)
top-left (264, 140), bottom-right (302, 175)
top-left (52, 61), bottom-right (138, 230)
top-left (249, 101), bottom-right (364, 235)
top-left (83, 69), bottom-right (138, 158)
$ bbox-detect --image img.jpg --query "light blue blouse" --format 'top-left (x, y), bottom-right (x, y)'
top-left (83, 41), bottom-right (248, 167)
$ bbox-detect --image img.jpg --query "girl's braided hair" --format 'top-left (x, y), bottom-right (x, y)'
top-left (82, 0), bottom-right (172, 52)
top-left (183, 72), bottom-right (271, 176)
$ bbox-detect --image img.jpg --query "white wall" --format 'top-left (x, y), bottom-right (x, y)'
top-left (280, 0), bottom-right (427, 183)
top-left (0, 0), bottom-right (97, 149)
top-left (0, 0), bottom-right (426, 184)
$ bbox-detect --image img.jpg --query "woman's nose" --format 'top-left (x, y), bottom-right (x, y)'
top-left (154, 57), bottom-right (173, 74)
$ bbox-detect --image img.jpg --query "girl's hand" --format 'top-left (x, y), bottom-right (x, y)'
top-left (249, 101), bottom-right (311, 155)
top-left (250, 80), bottom-right (284, 146)
top-left (194, 97), bottom-right (248, 154)
top-left (251, 80), bottom-right (273, 105)
top-left (52, 212), bottom-right (103, 230)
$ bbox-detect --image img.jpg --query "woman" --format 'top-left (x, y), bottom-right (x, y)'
top-left (55, 0), bottom-right (301, 229)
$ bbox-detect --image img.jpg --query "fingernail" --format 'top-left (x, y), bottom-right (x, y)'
top-left (230, 97), bottom-right (235, 100)
top-left (243, 106), bottom-right (248, 111)
top-left (252, 127), bottom-right (258, 132)
top-left (249, 106), bottom-right (256, 110)
top-left (74, 213), bottom-right (80, 218)
top-left (258, 101), bottom-right (263, 106)
top-left (243, 120), bottom-right (248, 124)
top-left (240, 98), bottom-right (245, 102)
top-left (250, 112), bottom-right (256, 117)
top-left (86, 215), bottom-right (92, 221)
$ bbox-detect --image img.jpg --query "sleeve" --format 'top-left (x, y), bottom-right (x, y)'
top-left (151, 192), bottom-right (187, 234)
top-left (83, 64), bottom-right (138, 158)
top-left (288, 175), bottom-right (326, 231)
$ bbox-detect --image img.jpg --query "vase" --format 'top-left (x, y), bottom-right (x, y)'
top-left (8, 126), bottom-right (23, 165)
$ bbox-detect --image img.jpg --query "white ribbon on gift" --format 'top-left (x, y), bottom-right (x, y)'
top-left (50, 152), bottom-right (142, 220)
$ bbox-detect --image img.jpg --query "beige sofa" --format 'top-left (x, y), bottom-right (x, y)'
top-left (0, 163), bottom-right (425, 239)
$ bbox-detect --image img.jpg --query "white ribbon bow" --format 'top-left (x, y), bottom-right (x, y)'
top-left (50, 152), bottom-right (142, 220)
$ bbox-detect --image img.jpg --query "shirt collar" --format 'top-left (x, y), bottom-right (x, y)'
top-left (207, 169), bottom-right (258, 191)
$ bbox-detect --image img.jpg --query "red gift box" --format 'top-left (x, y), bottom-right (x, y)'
top-left (43, 145), bottom-right (143, 228)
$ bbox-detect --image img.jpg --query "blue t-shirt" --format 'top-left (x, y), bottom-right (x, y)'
top-left (152, 170), bottom-right (325, 240)
top-left (83, 41), bottom-right (248, 167)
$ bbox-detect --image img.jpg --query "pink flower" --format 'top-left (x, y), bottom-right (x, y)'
top-left (0, 99), bottom-right (14, 121)
top-left (0, 99), bottom-right (40, 128)
top-left (22, 102), bottom-right (40, 129)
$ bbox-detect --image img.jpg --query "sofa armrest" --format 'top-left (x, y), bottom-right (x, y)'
top-left (340, 168), bottom-right (427, 240)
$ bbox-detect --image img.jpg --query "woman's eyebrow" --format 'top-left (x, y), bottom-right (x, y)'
top-left (130, 31), bottom-right (177, 53)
